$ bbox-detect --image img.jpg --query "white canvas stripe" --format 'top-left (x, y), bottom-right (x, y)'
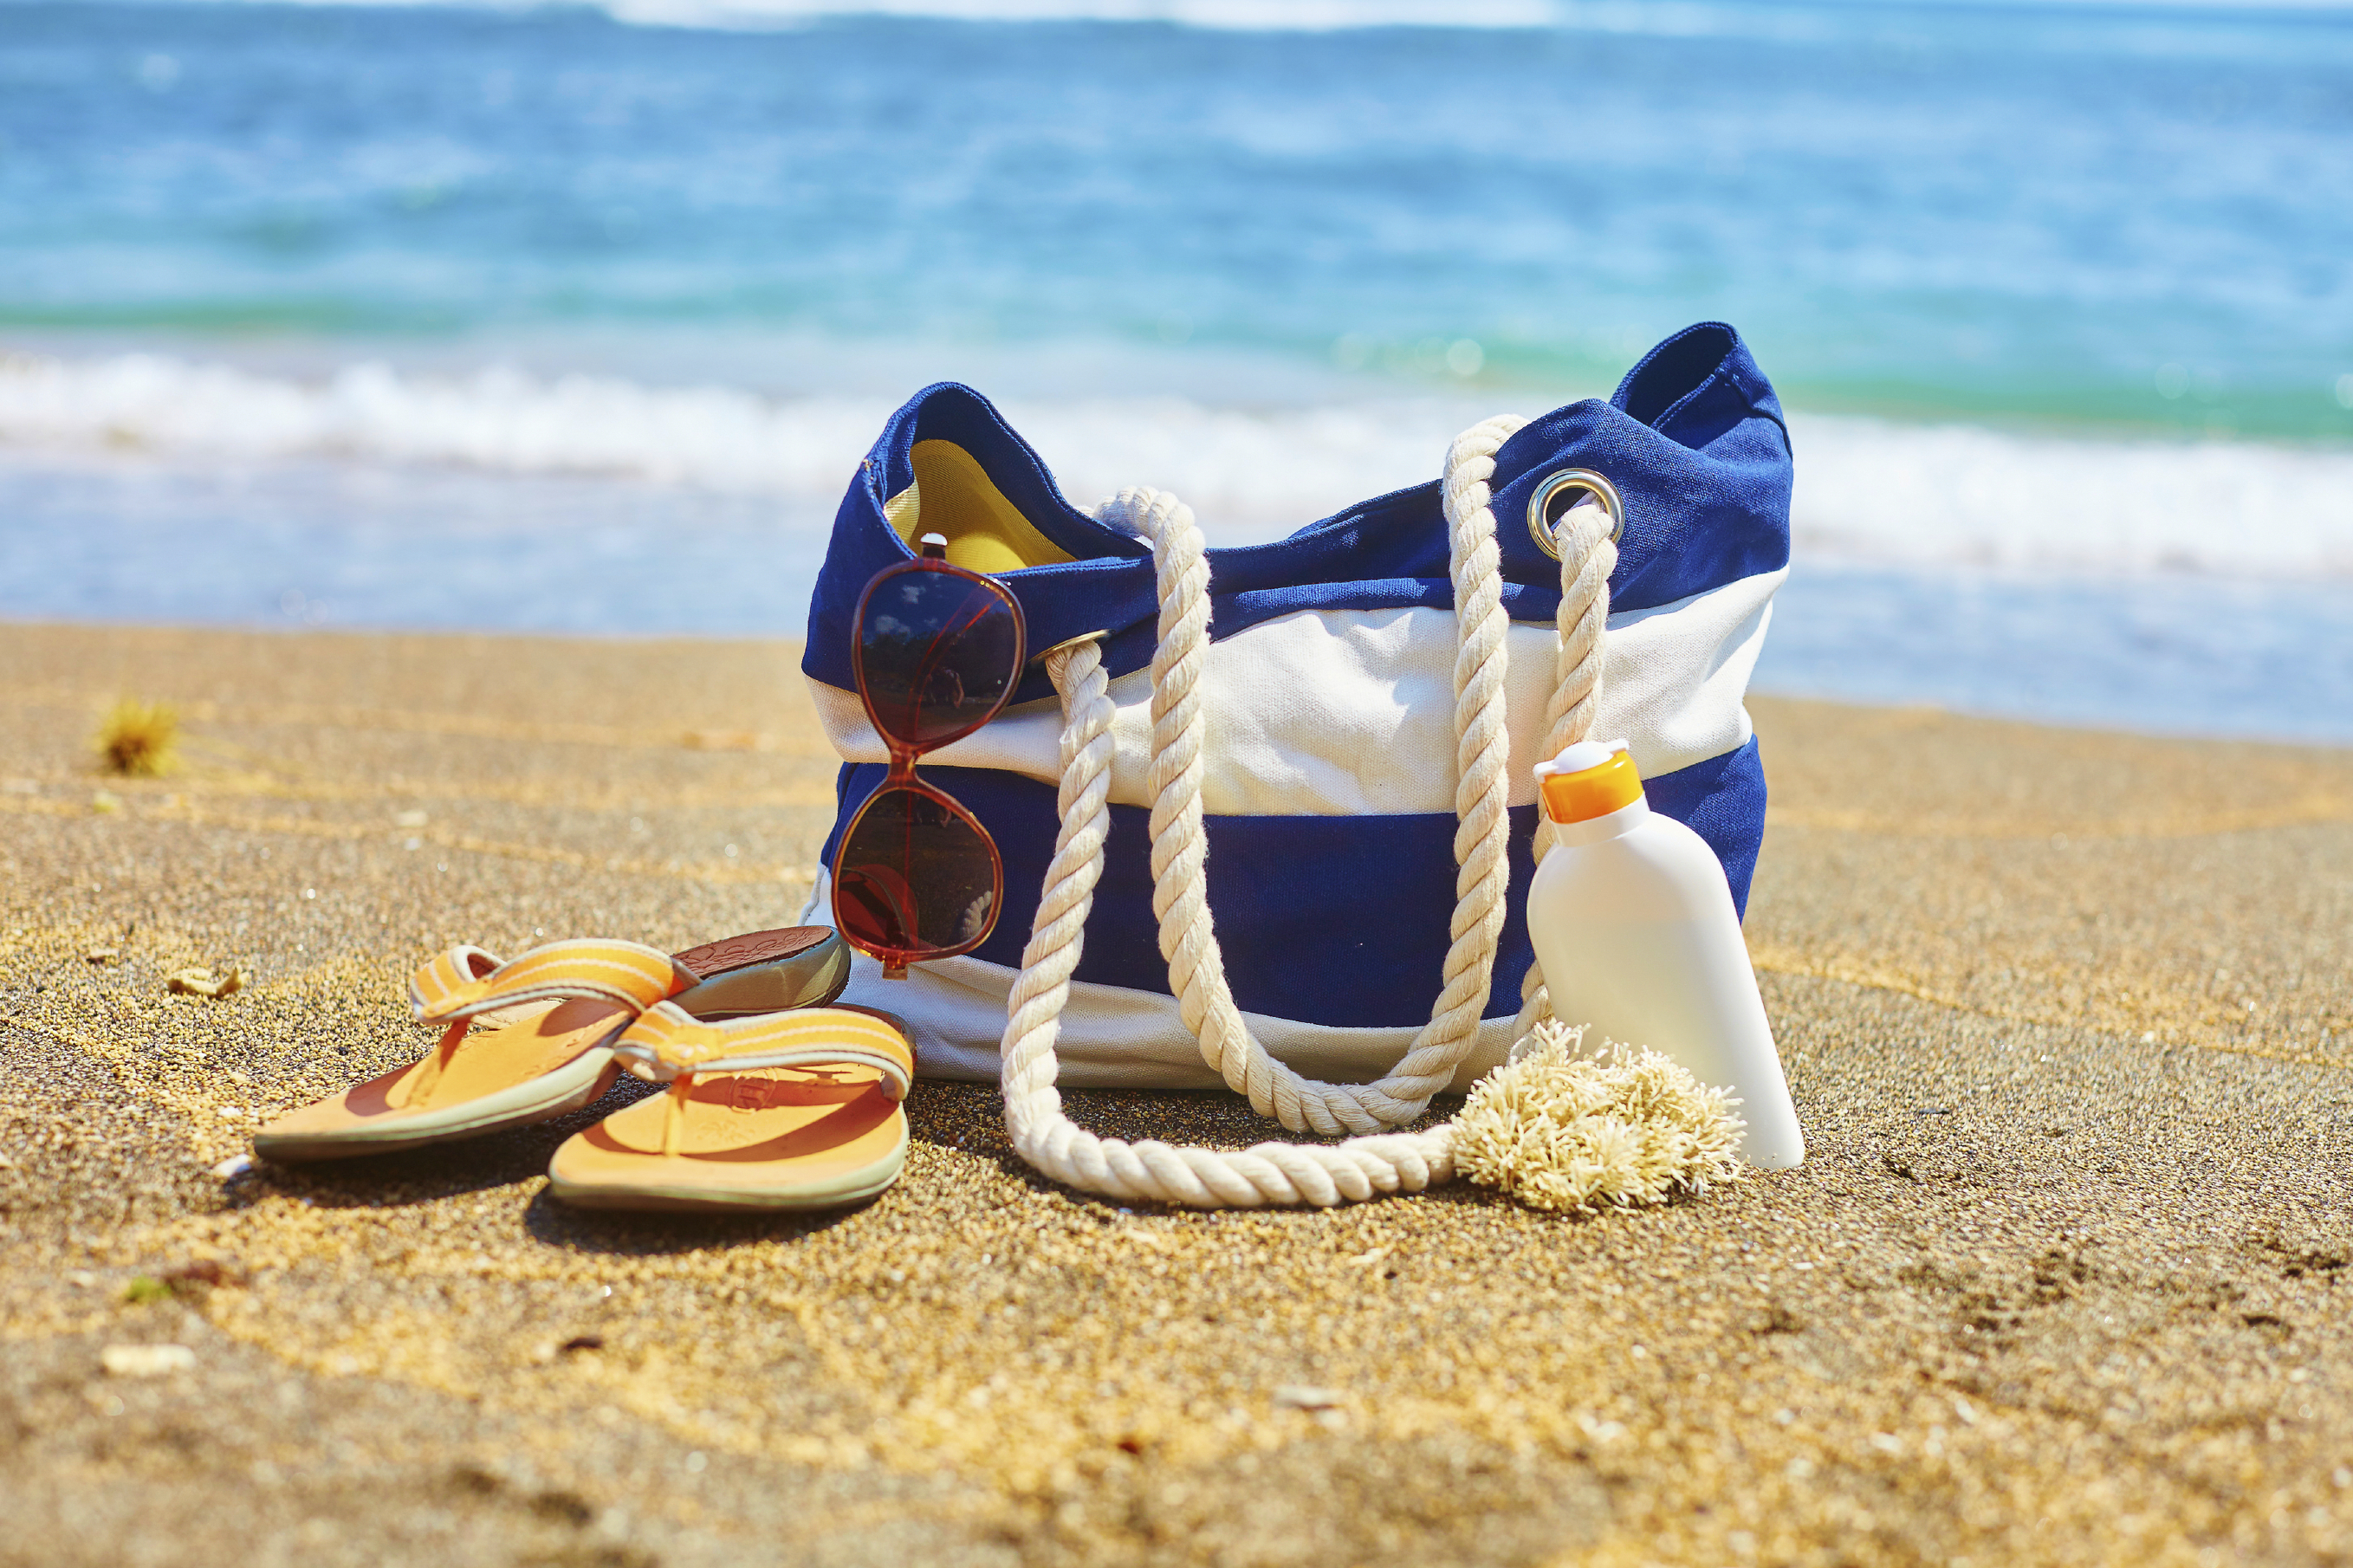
top-left (809, 566), bottom-right (1781, 816)
top-left (802, 871), bottom-right (1516, 1089)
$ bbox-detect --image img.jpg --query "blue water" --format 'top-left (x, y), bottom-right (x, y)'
top-left (1, 0), bottom-right (2350, 741)
top-left (5, 0), bottom-right (2353, 431)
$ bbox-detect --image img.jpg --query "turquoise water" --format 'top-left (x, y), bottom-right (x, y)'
top-left (4, 0), bottom-right (2351, 434)
top-left (2, 0), bottom-right (2350, 737)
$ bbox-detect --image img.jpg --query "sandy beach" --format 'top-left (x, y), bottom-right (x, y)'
top-left (3, 619), bottom-right (2349, 1568)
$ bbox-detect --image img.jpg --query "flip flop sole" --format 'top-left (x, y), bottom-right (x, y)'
top-left (544, 1121), bottom-right (908, 1213)
top-left (672, 931), bottom-right (851, 1020)
top-left (251, 1048), bottom-right (620, 1163)
top-left (544, 1057), bottom-right (910, 1213)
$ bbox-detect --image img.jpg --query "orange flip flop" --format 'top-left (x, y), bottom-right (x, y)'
top-left (546, 1003), bottom-right (913, 1212)
top-left (253, 928), bottom-right (849, 1163)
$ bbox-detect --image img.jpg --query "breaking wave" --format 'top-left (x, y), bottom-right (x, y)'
top-left (3, 348), bottom-right (2348, 576)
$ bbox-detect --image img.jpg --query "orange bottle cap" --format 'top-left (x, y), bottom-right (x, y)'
top-left (1534, 740), bottom-right (1643, 825)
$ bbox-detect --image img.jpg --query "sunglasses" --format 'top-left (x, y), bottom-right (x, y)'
top-left (832, 538), bottom-right (1027, 978)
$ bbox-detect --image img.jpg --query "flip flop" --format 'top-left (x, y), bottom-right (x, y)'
top-left (253, 928), bottom-right (849, 1163)
top-left (545, 1003), bottom-right (912, 1212)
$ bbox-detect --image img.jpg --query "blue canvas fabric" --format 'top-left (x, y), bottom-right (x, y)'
top-left (802, 321), bottom-right (1790, 1036)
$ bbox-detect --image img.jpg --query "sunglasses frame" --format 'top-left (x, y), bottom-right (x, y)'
top-left (833, 546), bottom-right (1027, 978)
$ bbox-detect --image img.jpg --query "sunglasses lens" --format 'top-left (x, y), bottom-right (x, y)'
top-left (857, 567), bottom-right (1022, 749)
top-left (833, 785), bottom-right (1001, 960)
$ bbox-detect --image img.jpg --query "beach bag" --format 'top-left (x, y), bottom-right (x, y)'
top-left (800, 322), bottom-right (1792, 1168)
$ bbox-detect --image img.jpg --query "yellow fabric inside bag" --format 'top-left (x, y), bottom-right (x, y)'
top-left (883, 440), bottom-right (1074, 573)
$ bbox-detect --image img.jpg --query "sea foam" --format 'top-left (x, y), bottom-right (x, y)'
top-left (3, 349), bottom-right (2347, 577)
top-left (1789, 417), bottom-right (2353, 579)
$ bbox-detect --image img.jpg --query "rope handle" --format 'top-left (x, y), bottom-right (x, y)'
top-left (995, 418), bottom-right (1618, 1207)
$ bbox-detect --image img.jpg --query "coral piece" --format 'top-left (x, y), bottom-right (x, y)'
top-left (1453, 1021), bottom-right (1745, 1214)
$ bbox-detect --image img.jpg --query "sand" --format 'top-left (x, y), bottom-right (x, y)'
top-left (2, 620), bottom-right (2349, 1568)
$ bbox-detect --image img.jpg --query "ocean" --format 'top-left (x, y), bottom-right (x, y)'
top-left (3, 0), bottom-right (2350, 740)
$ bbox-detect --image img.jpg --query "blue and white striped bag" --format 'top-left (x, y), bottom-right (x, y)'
top-left (801, 321), bottom-right (1789, 1096)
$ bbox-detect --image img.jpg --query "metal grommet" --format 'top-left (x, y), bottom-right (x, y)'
top-left (1033, 629), bottom-right (1109, 665)
top-left (1526, 469), bottom-right (1625, 560)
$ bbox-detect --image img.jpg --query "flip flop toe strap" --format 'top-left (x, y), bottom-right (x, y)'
top-left (613, 1002), bottom-right (915, 1101)
top-left (613, 1002), bottom-right (915, 1159)
top-left (409, 938), bottom-right (699, 1026)
top-left (393, 938), bottom-right (702, 1111)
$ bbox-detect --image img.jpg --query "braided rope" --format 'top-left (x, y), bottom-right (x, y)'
top-left (1507, 500), bottom-right (1619, 1051)
top-left (996, 417), bottom-right (1605, 1207)
top-left (1096, 413), bottom-right (1520, 1135)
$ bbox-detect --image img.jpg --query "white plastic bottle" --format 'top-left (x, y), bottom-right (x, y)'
top-left (1525, 738), bottom-right (1805, 1169)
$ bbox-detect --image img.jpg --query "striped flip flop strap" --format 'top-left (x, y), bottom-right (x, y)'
top-left (407, 938), bottom-right (698, 1027)
top-left (612, 1001), bottom-right (913, 1103)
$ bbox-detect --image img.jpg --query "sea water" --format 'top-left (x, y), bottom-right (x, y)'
top-left (1, 0), bottom-right (2349, 740)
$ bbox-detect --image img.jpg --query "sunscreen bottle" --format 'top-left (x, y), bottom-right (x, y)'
top-left (1526, 739), bottom-right (1805, 1169)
